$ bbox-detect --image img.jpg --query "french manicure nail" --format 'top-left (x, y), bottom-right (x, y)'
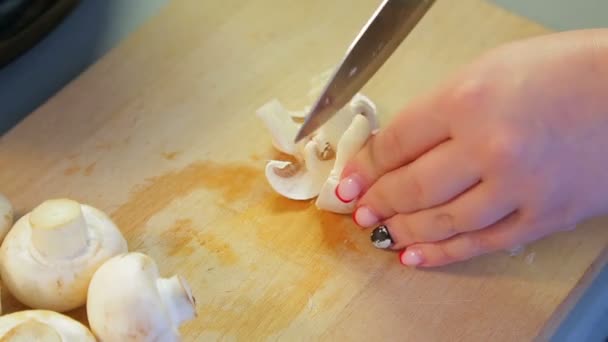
top-left (371, 225), bottom-right (393, 249)
top-left (354, 207), bottom-right (378, 227)
top-left (400, 248), bottom-right (423, 266)
top-left (336, 176), bottom-right (362, 203)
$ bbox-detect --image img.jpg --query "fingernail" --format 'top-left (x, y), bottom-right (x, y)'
top-left (371, 225), bottom-right (393, 249)
top-left (336, 176), bottom-right (362, 203)
top-left (354, 207), bottom-right (378, 227)
top-left (399, 248), bottom-right (423, 266)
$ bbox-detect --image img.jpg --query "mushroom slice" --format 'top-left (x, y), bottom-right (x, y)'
top-left (87, 252), bottom-right (196, 342)
top-left (265, 140), bottom-right (333, 200)
top-left (0, 310), bottom-right (95, 341)
top-left (0, 193), bottom-right (13, 243)
top-left (316, 114), bottom-right (374, 213)
top-left (0, 198), bottom-right (128, 312)
top-left (311, 93), bottom-right (379, 152)
top-left (256, 99), bottom-right (302, 155)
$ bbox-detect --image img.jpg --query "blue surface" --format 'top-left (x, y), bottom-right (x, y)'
top-left (552, 265), bottom-right (608, 341)
top-left (0, 1), bottom-right (606, 340)
top-left (0, 0), bottom-right (168, 134)
top-left (492, 0), bottom-right (608, 31)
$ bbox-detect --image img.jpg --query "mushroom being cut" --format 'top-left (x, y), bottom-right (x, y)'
top-left (0, 193), bottom-right (13, 243)
top-left (87, 252), bottom-right (196, 341)
top-left (0, 310), bottom-right (95, 341)
top-left (257, 93), bottom-right (379, 213)
top-left (0, 198), bottom-right (128, 312)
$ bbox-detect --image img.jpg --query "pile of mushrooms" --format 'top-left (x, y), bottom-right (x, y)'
top-left (257, 93), bottom-right (379, 213)
top-left (0, 195), bottom-right (197, 340)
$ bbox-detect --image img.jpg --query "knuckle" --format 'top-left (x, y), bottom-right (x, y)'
top-left (433, 212), bottom-right (457, 237)
top-left (389, 216), bottom-right (416, 247)
top-left (463, 234), bottom-right (493, 257)
top-left (484, 128), bottom-right (524, 170)
top-left (365, 178), bottom-right (396, 216)
top-left (436, 243), bottom-right (462, 264)
top-left (372, 128), bottom-right (404, 172)
top-left (405, 171), bottom-right (427, 209)
top-left (447, 77), bottom-right (493, 114)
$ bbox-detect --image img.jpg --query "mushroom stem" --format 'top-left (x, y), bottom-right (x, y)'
top-left (29, 199), bottom-right (88, 259)
top-left (156, 275), bottom-right (196, 326)
top-left (332, 114), bottom-right (371, 173)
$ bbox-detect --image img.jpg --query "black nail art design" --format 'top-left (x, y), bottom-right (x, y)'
top-left (371, 225), bottom-right (393, 249)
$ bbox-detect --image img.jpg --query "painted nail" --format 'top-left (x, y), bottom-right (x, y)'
top-left (370, 225), bottom-right (393, 249)
top-left (354, 207), bottom-right (379, 227)
top-left (400, 248), bottom-right (423, 266)
top-left (336, 176), bottom-right (362, 203)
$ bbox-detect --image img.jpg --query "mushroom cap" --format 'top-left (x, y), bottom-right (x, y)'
top-left (87, 252), bottom-right (193, 342)
top-left (0, 310), bottom-right (95, 341)
top-left (0, 202), bottom-right (128, 312)
top-left (0, 193), bottom-right (13, 243)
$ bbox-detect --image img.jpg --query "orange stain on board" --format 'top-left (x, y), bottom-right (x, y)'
top-left (250, 153), bottom-right (261, 161)
top-left (83, 162), bottom-right (96, 176)
top-left (256, 194), bottom-right (362, 255)
top-left (161, 219), bottom-right (238, 265)
top-left (318, 211), bottom-right (362, 253)
top-left (198, 265), bottom-right (330, 340)
top-left (95, 142), bottom-right (113, 150)
top-left (111, 158), bottom-right (363, 257)
top-left (63, 165), bottom-right (81, 176)
top-left (162, 151), bottom-right (180, 160)
top-left (111, 161), bottom-right (262, 236)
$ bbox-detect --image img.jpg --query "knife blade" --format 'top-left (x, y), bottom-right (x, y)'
top-left (294, 0), bottom-right (435, 143)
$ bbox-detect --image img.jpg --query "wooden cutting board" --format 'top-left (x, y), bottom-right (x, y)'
top-left (1, 0), bottom-right (606, 340)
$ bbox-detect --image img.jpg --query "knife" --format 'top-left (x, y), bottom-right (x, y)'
top-left (294, 0), bottom-right (435, 143)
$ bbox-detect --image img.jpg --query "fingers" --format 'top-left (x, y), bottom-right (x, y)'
top-left (397, 212), bottom-right (552, 268)
top-left (380, 182), bottom-right (517, 249)
top-left (336, 94), bottom-right (450, 202)
top-left (353, 141), bottom-right (481, 226)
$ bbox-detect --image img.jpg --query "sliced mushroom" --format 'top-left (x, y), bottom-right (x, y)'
top-left (0, 193), bottom-right (13, 244)
top-left (256, 99), bottom-right (304, 156)
top-left (265, 140), bottom-right (333, 200)
top-left (258, 93), bottom-right (379, 212)
top-left (316, 114), bottom-right (374, 213)
top-left (0, 310), bottom-right (95, 341)
top-left (311, 93), bottom-right (378, 152)
top-left (87, 252), bottom-right (196, 342)
top-left (0, 198), bottom-right (128, 312)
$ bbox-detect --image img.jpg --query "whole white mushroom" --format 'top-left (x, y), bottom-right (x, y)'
top-left (0, 193), bottom-right (14, 243)
top-left (87, 252), bottom-right (196, 341)
top-left (0, 198), bottom-right (128, 312)
top-left (0, 310), bottom-right (95, 341)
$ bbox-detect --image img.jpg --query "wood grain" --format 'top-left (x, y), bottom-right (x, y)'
top-left (0, 0), bottom-right (606, 340)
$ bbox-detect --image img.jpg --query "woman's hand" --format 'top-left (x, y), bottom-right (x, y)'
top-left (336, 29), bottom-right (608, 267)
